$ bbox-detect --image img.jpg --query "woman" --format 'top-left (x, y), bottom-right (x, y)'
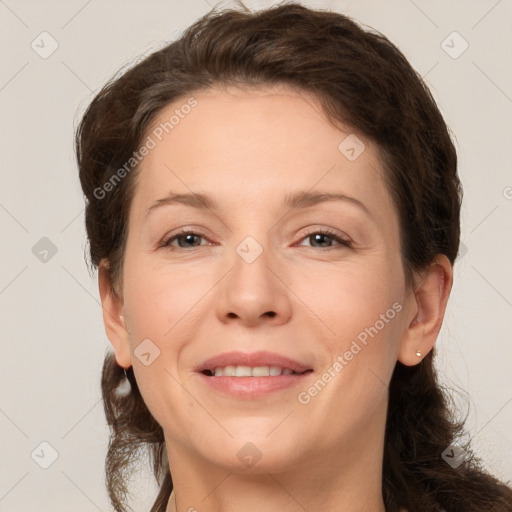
top-left (75, 3), bottom-right (512, 511)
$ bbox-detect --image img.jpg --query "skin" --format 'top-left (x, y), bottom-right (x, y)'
top-left (98, 84), bottom-right (453, 512)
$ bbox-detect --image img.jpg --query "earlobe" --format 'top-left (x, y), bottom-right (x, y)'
top-left (98, 259), bottom-right (132, 369)
top-left (397, 255), bottom-right (453, 366)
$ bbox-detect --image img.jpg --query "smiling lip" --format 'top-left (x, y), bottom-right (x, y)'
top-left (195, 350), bottom-right (313, 400)
top-left (196, 350), bottom-right (312, 374)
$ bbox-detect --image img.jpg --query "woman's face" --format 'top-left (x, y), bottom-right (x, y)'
top-left (112, 84), bottom-right (418, 474)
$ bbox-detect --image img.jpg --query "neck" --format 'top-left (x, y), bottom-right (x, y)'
top-left (164, 421), bottom-right (387, 512)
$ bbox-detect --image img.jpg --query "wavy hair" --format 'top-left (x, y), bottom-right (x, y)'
top-left (75, 2), bottom-right (512, 510)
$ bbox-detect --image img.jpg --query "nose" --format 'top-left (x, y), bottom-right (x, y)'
top-left (215, 238), bottom-right (293, 328)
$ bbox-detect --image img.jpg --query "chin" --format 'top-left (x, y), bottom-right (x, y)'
top-left (195, 428), bottom-right (306, 473)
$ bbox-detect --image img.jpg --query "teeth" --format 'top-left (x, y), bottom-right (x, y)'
top-left (252, 366), bottom-right (270, 377)
top-left (235, 366), bottom-right (252, 377)
top-left (212, 365), bottom-right (297, 377)
top-left (269, 366), bottom-right (281, 376)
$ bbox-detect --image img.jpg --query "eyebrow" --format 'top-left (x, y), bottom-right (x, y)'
top-left (145, 190), bottom-right (371, 218)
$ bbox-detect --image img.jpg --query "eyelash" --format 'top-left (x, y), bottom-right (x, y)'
top-left (158, 228), bottom-right (352, 251)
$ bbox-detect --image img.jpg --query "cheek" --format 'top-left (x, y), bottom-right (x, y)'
top-left (297, 257), bottom-right (404, 387)
top-left (297, 263), bottom-right (403, 421)
top-left (120, 255), bottom-right (208, 426)
top-left (298, 257), bottom-right (401, 330)
top-left (122, 252), bottom-right (206, 336)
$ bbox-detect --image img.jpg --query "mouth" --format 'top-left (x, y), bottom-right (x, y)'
top-left (195, 351), bottom-right (313, 399)
top-left (196, 350), bottom-right (313, 376)
top-left (201, 366), bottom-right (312, 377)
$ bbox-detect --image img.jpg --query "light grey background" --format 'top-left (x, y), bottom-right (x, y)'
top-left (1, 0), bottom-right (511, 510)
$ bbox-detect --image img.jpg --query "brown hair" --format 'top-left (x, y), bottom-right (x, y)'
top-left (75, 2), bottom-right (512, 511)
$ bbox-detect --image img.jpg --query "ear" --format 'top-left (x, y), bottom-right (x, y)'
top-left (98, 259), bottom-right (132, 369)
top-left (397, 254), bottom-right (453, 366)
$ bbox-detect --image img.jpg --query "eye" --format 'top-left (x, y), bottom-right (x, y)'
top-left (159, 228), bottom-right (352, 251)
top-left (297, 229), bottom-right (352, 249)
top-left (159, 230), bottom-right (211, 250)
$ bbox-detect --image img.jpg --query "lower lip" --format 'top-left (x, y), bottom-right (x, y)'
top-left (197, 372), bottom-right (313, 399)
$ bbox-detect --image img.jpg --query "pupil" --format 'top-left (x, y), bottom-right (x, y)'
top-left (313, 233), bottom-right (330, 247)
top-left (180, 234), bottom-right (199, 247)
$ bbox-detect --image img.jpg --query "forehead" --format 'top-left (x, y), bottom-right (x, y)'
top-left (130, 84), bottom-right (394, 223)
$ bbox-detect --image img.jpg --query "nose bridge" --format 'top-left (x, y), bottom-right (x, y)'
top-left (215, 226), bottom-right (292, 325)
top-left (229, 230), bottom-right (275, 295)
top-left (227, 199), bottom-right (275, 268)
top-left (235, 233), bottom-right (266, 266)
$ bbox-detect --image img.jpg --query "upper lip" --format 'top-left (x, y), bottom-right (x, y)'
top-left (196, 350), bottom-right (313, 374)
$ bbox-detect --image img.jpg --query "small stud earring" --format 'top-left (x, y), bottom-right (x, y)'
top-left (416, 350), bottom-right (422, 358)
